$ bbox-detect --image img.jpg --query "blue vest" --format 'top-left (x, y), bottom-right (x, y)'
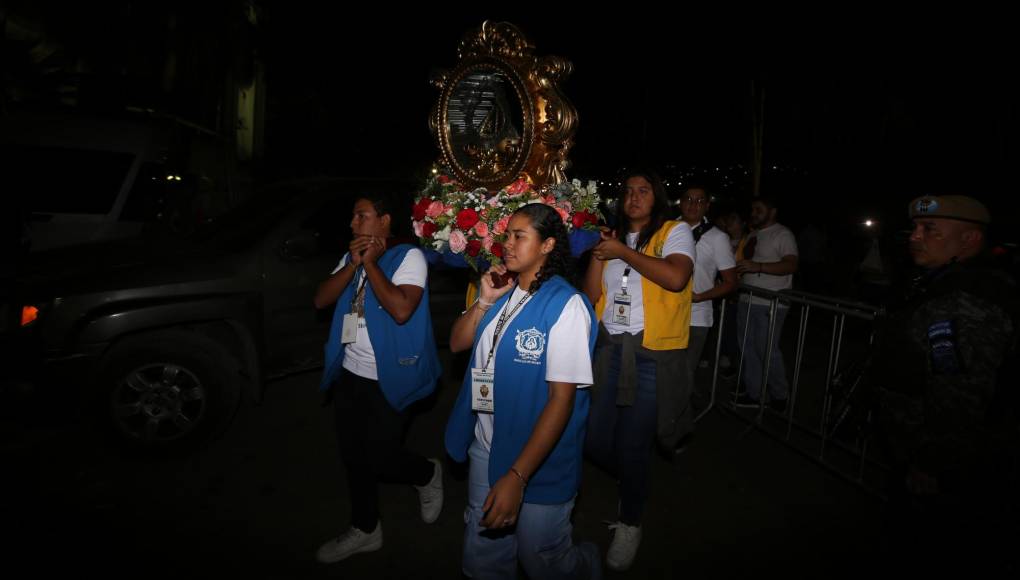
top-left (444, 275), bottom-right (598, 504)
top-left (319, 244), bottom-right (441, 411)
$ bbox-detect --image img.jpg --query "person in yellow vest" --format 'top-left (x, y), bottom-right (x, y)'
top-left (582, 169), bottom-right (695, 572)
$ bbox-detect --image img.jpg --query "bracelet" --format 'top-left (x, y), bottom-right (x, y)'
top-left (476, 298), bottom-right (494, 312)
top-left (509, 467), bottom-right (528, 486)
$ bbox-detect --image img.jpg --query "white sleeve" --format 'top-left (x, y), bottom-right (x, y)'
top-left (712, 230), bottom-right (736, 271)
top-left (662, 222), bottom-right (696, 262)
top-left (778, 229), bottom-right (799, 258)
top-left (330, 253), bottom-right (350, 275)
top-left (390, 248), bottom-right (428, 288)
top-left (545, 295), bottom-right (594, 388)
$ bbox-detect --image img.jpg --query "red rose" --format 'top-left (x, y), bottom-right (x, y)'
top-left (466, 239), bottom-right (482, 257)
top-left (572, 211), bottom-right (597, 229)
top-left (456, 208), bottom-right (480, 231)
top-left (490, 243), bottom-right (504, 258)
top-left (412, 198), bottom-right (431, 221)
top-left (437, 175), bottom-right (451, 184)
top-left (421, 221), bottom-right (438, 238)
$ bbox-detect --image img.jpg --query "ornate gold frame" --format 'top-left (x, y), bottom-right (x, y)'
top-left (430, 21), bottom-right (577, 191)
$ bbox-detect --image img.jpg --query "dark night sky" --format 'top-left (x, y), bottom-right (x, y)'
top-left (10, 4), bottom-right (1016, 235)
top-left (261, 8), bottom-right (1017, 233)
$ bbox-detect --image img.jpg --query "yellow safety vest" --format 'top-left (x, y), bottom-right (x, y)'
top-left (594, 220), bottom-right (692, 350)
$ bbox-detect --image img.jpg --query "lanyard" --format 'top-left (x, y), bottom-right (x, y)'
top-left (482, 288), bottom-right (532, 371)
top-left (620, 232), bottom-right (642, 295)
top-left (349, 266), bottom-right (368, 315)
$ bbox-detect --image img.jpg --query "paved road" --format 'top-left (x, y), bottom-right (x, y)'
top-left (4, 349), bottom-right (883, 578)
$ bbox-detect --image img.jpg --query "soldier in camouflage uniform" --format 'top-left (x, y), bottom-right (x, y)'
top-left (872, 195), bottom-right (1018, 573)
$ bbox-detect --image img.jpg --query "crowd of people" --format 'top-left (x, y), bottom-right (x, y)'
top-left (311, 178), bottom-right (1017, 577)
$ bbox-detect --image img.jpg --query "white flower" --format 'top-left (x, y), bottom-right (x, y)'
top-left (435, 225), bottom-right (452, 241)
top-left (432, 239), bottom-right (446, 251)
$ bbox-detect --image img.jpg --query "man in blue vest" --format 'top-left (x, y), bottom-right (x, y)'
top-left (313, 192), bottom-right (442, 564)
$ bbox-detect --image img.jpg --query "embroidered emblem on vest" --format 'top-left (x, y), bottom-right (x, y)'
top-left (514, 327), bottom-right (546, 365)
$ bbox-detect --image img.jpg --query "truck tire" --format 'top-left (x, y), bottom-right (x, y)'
top-left (94, 330), bottom-right (241, 455)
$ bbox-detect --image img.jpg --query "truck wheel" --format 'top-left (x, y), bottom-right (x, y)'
top-left (95, 331), bottom-right (241, 455)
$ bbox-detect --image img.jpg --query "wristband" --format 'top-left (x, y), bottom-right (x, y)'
top-left (510, 467), bottom-right (528, 486)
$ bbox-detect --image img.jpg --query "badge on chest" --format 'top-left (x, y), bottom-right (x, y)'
top-left (612, 292), bottom-right (632, 326)
top-left (341, 313), bottom-right (359, 344)
top-left (471, 368), bottom-right (495, 413)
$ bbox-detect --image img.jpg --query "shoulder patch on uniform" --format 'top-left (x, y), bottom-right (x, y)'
top-left (927, 320), bottom-right (961, 375)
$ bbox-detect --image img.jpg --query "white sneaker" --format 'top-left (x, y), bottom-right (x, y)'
top-left (316, 522), bottom-right (383, 563)
top-left (606, 521), bottom-right (642, 571)
top-left (414, 458), bottom-right (443, 524)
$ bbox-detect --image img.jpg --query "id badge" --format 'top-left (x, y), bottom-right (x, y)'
top-left (341, 313), bottom-right (359, 344)
top-left (471, 368), bottom-right (495, 413)
top-left (612, 293), bottom-right (632, 326)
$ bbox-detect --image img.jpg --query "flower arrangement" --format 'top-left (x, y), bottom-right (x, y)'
top-left (412, 174), bottom-right (603, 270)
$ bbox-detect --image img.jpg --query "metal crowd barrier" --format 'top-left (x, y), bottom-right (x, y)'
top-left (694, 284), bottom-right (888, 496)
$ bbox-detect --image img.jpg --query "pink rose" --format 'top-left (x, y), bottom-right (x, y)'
top-left (487, 196), bottom-right (502, 207)
top-left (482, 235), bottom-right (494, 251)
top-left (473, 221), bottom-right (489, 238)
top-left (555, 207), bottom-right (570, 223)
top-left (413, 220), bottom-right (424, 237)
top-left (448, 229), bottom-right (467, 253)
top-left (426, 201), bottom-right (445, 218)
top-left (493, 215), bottom-right (510, 235)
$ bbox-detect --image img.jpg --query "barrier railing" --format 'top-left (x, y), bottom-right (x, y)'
top-left (695, 284), bottom-right (888, 496)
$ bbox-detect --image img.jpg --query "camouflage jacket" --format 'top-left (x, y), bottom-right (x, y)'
top-left (873, 256), bottom-right (1018, 477)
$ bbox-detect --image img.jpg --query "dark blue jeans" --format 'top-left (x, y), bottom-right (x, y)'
top-left (585, 342), bottom-right (658, 526)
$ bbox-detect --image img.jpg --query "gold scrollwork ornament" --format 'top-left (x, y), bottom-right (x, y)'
top-left (431, 21), bottom-right (578, 191)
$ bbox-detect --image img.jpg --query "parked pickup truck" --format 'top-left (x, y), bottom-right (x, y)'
top-left (3, 180), bottom-right (466, 455)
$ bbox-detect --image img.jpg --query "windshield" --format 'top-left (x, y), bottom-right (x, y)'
top-left (4, 145), bottom-right (135, 214)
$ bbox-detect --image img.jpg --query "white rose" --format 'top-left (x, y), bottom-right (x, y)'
top-left (435, 225), bottom-right (452, 241)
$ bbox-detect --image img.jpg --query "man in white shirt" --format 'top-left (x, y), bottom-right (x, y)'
top-left (679, 186), bottom-right (737, 409)
top-left (734, 195), bottom-right (798, 411)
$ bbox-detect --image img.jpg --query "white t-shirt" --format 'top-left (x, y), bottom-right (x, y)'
top-left (740, 222), bottom-right (798, 307)
top-left (331, 249), bottom-right (428, 380)
top-left (600, 223), bottom-right (696, 335)
top-left (691, 226), bottom-right (736, 328)
top-left (472, 286), bottom-right (593, 452)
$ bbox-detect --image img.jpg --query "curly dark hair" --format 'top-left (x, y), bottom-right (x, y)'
top-left (511, 203), bottom-right (573, 293)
